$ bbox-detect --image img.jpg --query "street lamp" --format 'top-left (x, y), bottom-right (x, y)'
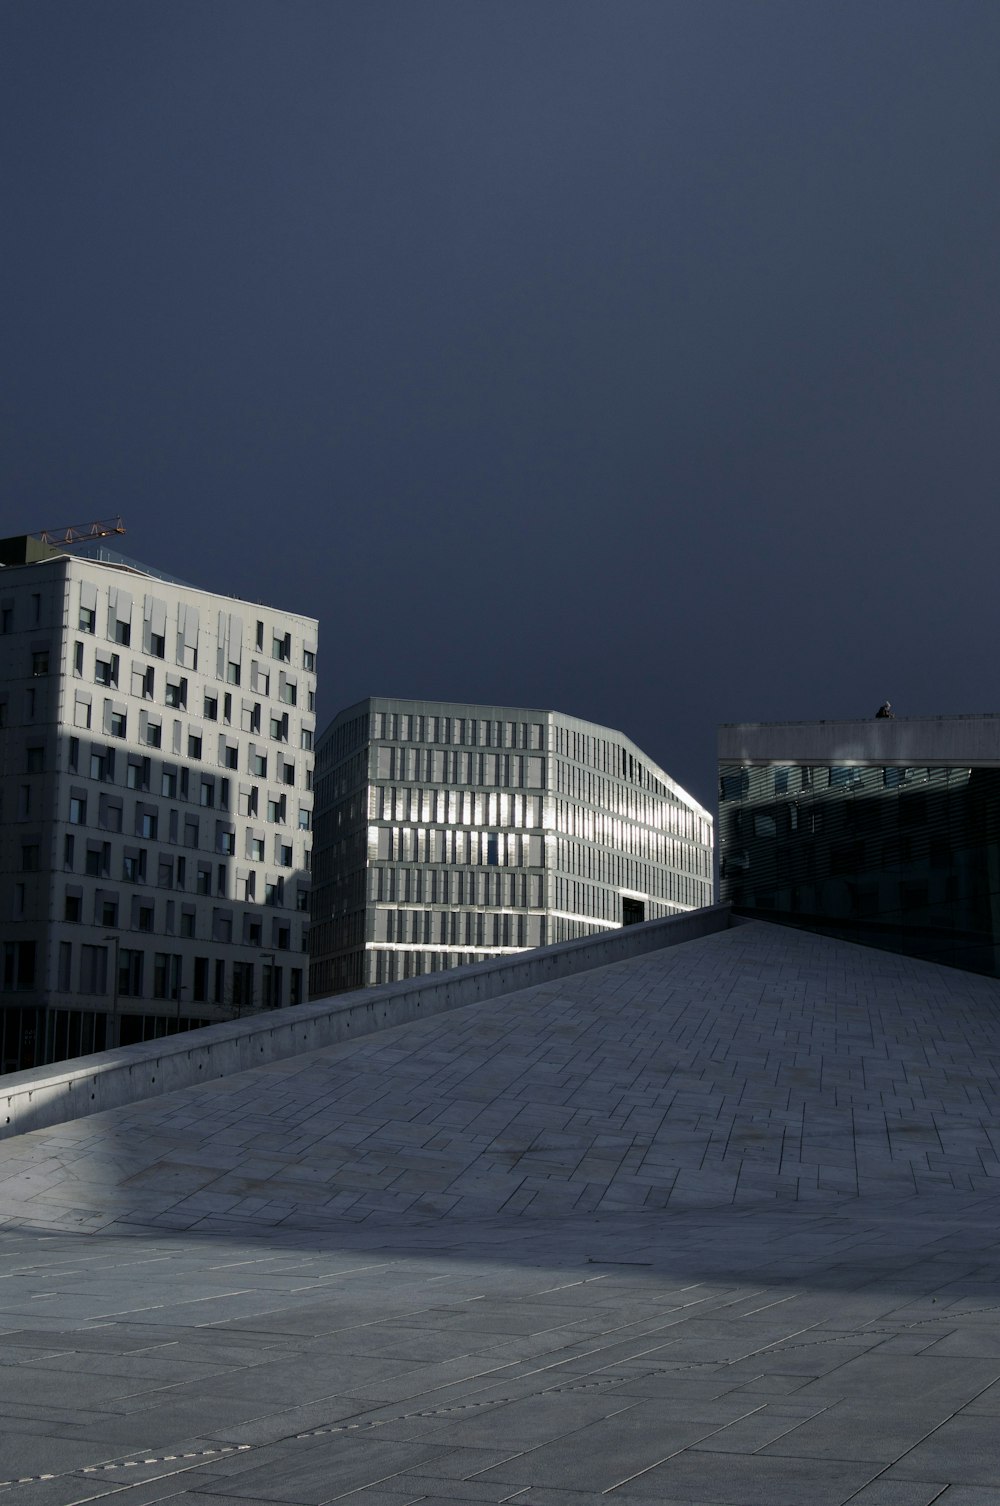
top-left (103, 934), bottom-right (120, 1050)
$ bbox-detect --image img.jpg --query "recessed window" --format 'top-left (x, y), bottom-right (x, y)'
top-left (226, 661), bottom-right (240, 685)
top-left (146, 721), bottom-right (161, 748)
top-left (32, 651), bottom-right (49, 676)
top-left (110, 711), bottom-right (127, 738)
top-left (95, 655), bottom-right (119, 688)
top-left (64, 893), bottom-right (82, 922)
top-left (79, 606), bottom-right (95, 634)
top-left (204, 694), bottom-right (218, 720)
top-left (165, 678), bottom-right (186, 709)
top-left (188, 734), bottom-right (202, 759)
top-left (303, 649), bottom-right (315, 671)
top-left (150, 632), bottom-right (165, 659)
top-left (69, 796), bottom-right (87, 825)
top-left (114, 621), bottom-right (131, 646)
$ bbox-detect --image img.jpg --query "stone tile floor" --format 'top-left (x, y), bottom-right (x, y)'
top-left (0, 922), bottom-right (999, 1503)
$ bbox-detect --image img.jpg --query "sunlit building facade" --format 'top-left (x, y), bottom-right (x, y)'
top-left (310, 697), bottom-right (714, 995)
top-left (718, 714), bottom-right (1000, 977)
top-left (0, 534), bottom-right (317, 1072)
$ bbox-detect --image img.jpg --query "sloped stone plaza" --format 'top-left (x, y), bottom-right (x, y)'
top-left (2, 920), bottom-right (1000, 1504)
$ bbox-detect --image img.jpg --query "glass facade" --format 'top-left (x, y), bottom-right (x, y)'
top-left (719, 752), bottom-right (1000, 977)
top-left (311, 698), bottom-right (714, 996)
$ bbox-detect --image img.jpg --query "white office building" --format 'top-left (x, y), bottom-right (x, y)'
top-left (0, 533), bottom-right (317, 1072)
top-left (311, 696), bottom-right (714, 995)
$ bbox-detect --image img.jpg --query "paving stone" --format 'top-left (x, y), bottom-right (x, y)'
top-left (0, 924), bottom-right (999, 1504)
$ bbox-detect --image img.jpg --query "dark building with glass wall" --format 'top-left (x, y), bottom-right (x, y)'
top-left (718, 715), bottom-right (1000, 977)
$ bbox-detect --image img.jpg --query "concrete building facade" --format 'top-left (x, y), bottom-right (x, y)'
top-left (718, 713), bottom-right (1000, 976)
top-left (0, 535), bottom-right (317, 1071)
top-left (311, 696), bottom-right (713, 995)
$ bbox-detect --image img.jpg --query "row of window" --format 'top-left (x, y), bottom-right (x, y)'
top-left (369, 746), bottom-right (546, 791)
top-left (374, 907), bottom-right (540, 949)
top-left (74, 650), bottom-right (313, 710)
top-left (554, 837), bottom-right (713, 906)
top-left (58, 884), bottom-right (305, 935)
top-left (75, 598), bottom-right (315, 673)
top-left (554, 795), bottom-right (710, 855)
top-left (369, 712), bottom-right (545, 750)
top-left (720, 766), bottom-right (967, 801)
top-left (52, 938), bottom-right (305, 1007)
top-left (368, 784), bottom-right (545, 830)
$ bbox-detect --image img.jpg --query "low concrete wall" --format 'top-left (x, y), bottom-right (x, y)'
top-left (1, 905), bottom-right (732, 1140)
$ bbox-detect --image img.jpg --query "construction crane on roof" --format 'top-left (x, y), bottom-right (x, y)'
top-left (33, 517), bottom-right (126, 549)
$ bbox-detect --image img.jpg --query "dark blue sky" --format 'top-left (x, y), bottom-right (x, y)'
top-left (3, 2), bottom-right (998, 807)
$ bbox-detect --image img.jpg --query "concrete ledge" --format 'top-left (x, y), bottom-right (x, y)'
top-left (0, 905), bottom-right (732, 1140)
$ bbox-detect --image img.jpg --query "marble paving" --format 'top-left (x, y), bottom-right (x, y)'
top-left (0, 921), bottom-right (999, 1504)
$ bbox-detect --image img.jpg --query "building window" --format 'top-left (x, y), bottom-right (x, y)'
top-left (188, 734), bottom-right (202, 759)
top-left (300, 728), bottom-right (313, 751)
top-left (79, 606), bottom-right (95, 633)
top-left (303, 649), bottom-right (315, 671)
top-left (126, 757), bottom-right (151, 791)
top-left (64, 893), bottom-right (81, 922)
top-left (137, 905), bottom-right (154, 932)
top-left (250, 837), bottom-right (265, 861)
top-left (165, 678), bottom-right (186, 709)
top-left (31, 650), bottom-right (49, 676)
top-left (200, 779), bottom-right (214, 807)
top-left (225, 745), bottom-right (238, 769)
top-left (140, 811), bottom-right (157, 839)
top-left (114, 621), bottom-right (131, 646)
top-left (145, 720), bottom-right (161, 747)
top-left (69, 796), bottom-right (87, 825)
top-left (204, 693), bottom-right (218, 720)
top-left (253, 753), bottom-right (267, 777)
top-left (227, 661), bottom-right (240, 685)
top-left (161, 768), bottom-right (177, 797)
top-left (95, 654), bottom-right (119, 687)
top-left (119, 949), bottom-right (143, 998)
top-left (149, 632), bottom-right (165, 659)
top-left (73, 642), bottom-right (84, 675)
top-left (110, 711), bottom-right (127, 738)
top-left (272, 633), bottom-right (290, 662)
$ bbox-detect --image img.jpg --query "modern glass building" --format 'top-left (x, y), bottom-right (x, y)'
top-left (718, 715), bottom-right (1000, 976)
top-left (311, 697), bottom-right (714, 995)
